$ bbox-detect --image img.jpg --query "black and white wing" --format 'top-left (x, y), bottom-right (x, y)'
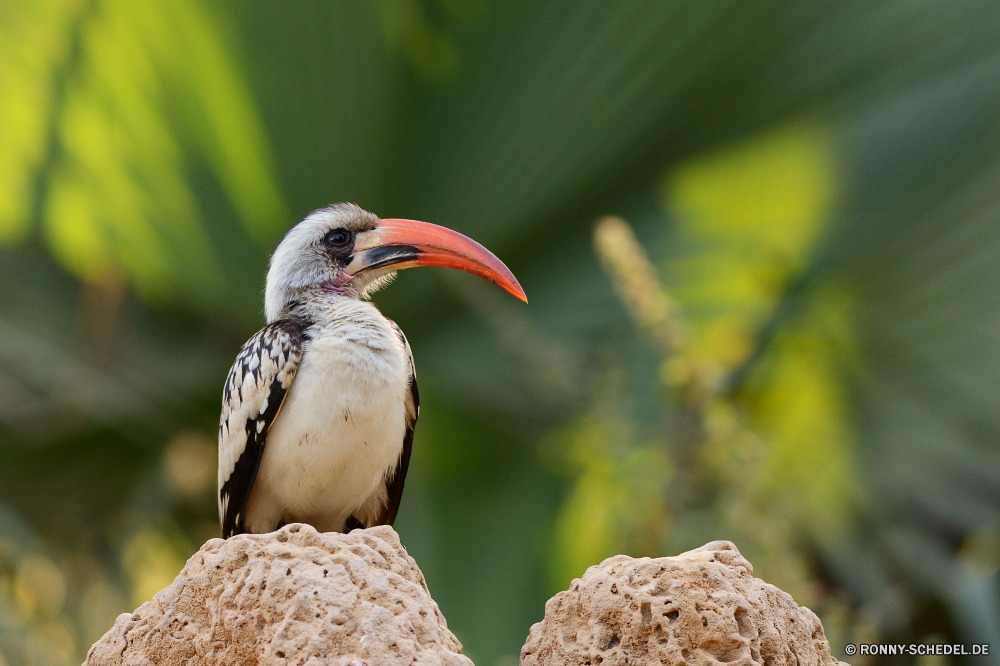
top-left (218, 320), bottom-right (304, 538)
top-left (373, 318), bottom-right (419, 527)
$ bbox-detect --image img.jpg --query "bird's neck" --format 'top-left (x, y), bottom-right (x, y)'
top-left (276, 288), bottom-right (383, 332)
top-left (297, 295), bottom-right (399, 362)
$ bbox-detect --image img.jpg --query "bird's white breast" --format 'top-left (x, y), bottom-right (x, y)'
top-left (247, 299), bottom-right (408, 532)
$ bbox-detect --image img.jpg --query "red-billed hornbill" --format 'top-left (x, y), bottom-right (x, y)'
top-left (218, 203), bottom-right (526, 538)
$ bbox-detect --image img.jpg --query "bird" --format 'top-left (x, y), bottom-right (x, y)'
top-left (217, 203), bottom-right (526, 538)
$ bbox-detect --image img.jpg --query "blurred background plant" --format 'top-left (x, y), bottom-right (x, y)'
top-left (1, 1), bottom-right (999, 664)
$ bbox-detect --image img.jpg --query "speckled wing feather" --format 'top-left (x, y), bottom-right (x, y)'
top-left (218, 320), bottom-right (304, 538)
top-left (373, 319), bottom-right (419, 527)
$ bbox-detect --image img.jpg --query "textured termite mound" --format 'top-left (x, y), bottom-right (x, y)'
top-left (521, 541), bottom-right (846, 666)
top-left (85, 524), bottom-right (471, 666)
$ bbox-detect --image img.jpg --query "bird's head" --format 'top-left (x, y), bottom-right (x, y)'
top-left (265, 203), bottom-right (526, 322)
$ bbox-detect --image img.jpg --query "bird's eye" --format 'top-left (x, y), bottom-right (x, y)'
top-left (323, 229), bottom-right (353, 250)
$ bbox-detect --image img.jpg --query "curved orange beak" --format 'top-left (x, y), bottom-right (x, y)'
top-left (347, 218), bottom-right (527, 302)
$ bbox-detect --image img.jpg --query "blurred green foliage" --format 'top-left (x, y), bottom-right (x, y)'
top-left (1, 1), bottom-right (999, 665)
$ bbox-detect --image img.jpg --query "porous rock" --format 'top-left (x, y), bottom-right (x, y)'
top-left (85, 524), bottom-right (472, 666)
top-left (521, 541), bottom-right (846, 666)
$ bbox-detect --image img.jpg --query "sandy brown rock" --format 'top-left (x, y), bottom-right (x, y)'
top-left (85, 524), bottom-right (472, 666)
top-left (521, 541), bottom-right (846, 666)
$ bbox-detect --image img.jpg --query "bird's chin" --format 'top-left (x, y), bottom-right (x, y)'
top-left (319, 275), bottom-right (358, 299)
top-left (319, 269), bottom-right (397, 301)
